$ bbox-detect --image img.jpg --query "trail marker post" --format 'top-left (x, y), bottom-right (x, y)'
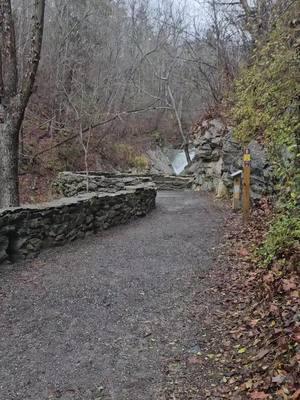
top-left (242, 148), bottom-right (251, 222)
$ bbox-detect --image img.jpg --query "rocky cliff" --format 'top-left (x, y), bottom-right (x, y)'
top-left (185, 118), bottom-right (274, 199)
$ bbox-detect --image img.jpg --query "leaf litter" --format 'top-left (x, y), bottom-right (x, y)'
top-left (161, 199), bottom-right (299, 399)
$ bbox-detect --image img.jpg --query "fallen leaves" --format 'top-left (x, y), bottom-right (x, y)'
top-left (187, 355), bottom-right (202, 365)
top-left (210, 199), bottom-right (300, 399)
top-left (292, 389), bottom-right (300, 400)
top-left (253, 348), bottom-right (270, 361)
top-left (249, 319), bottom-right (260, 327)
top-left (250, 391), bottom-right (270, 399)
top-left (271, 374), bottom-right (286, 385)
top-left (282, 278), bottom-right (297, 292)
top-left (237, 347), bottom-right (247, 354)
top-left (293, 327), bottom-right (300, 343)
top-left (161, 198), bottom-right (299, 400)
top-left (239, 247), bottom-right (250, 257)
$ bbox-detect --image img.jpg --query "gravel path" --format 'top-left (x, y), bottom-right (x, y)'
top-left (0, 191), bottom-right (225, 400)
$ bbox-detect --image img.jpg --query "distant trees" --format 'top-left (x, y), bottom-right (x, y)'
top-left (129, 0), bottom-right (195, 163)
top-left (0, 0), bottom-right (45, 207)
top-left (0, 0), bottom-right (292, 207)
top-left (35, 0), bottom-right (232, 153)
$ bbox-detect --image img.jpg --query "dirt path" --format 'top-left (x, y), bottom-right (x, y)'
top-left (0, 191), bottom-right (225, 400)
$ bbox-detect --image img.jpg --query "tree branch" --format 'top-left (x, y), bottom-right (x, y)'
top-left (0, 43), bottom-right (4, 103)
top-left (0, 0), bottom-right (18, 98)
top-left (20, 0), bottom-right (45, 108)
top-left (31, 105), bottom-right (172, 161)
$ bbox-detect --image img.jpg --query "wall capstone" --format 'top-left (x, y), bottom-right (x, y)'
top-left (53, 172), bottom-right (193, 196)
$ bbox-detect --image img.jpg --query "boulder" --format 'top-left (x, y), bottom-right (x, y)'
top-left (187, 118), bottom-right (274, 199)
top-left (146, 148), bottom-right (174, 175)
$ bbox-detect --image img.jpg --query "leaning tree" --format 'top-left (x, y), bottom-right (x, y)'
top-left (0, 0), bottom-right (45, 207)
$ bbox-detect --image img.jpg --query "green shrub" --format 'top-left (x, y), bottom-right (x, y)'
top-left (230, 6), bottom-right (300, 264)
top-left (260, 205), bottom-right (300, 265)
top-left (113, 143), bottom-right (149, 171)
top-left (130, 155), bottom-right (149, 171)
top-left (152, 131), bottom-right (165, 147)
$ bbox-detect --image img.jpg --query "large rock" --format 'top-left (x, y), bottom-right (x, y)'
top-left (186, 118), bottom-right (274, 199)
top-left (146, 148), bottom-right (174, 174)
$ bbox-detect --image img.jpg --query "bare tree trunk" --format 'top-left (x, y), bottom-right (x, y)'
top-left (167, 85), bottom-right (191, 165)
top-left (0, 118), bottom-right (19, 207)
top-left (79, 123), bottom-right (91, 193)
top-left (0, 0), bottom-right (45, 208)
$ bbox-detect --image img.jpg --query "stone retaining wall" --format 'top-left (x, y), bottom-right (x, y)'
top-left (53, 172), bottom-right (153, 197)
top-left (54, 172), bottom-right (193, 196)
top-left (148, 174), bottom-right (194, 190)
top-left (0, 184), bottom-right (156, 265)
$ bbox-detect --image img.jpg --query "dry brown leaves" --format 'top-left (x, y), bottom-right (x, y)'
top-left (212, 199), bottom-right (300, 399)
top-left (160, 199), bottom-right (299, 400)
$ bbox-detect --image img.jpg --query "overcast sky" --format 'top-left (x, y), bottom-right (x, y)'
top-left (148, 0), bottom-right (211, 29)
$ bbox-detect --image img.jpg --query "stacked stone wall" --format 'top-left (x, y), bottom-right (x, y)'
top-left (0, 184), bottom-right (156, 265)
top-left (54, 172), bottom-right (193, 196)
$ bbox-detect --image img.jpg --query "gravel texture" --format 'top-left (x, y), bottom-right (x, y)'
top-left (0, 191), bottom-right (224, 400)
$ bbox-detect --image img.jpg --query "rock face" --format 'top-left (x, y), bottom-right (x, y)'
top-left (146, 148), bottom-right (174, 175)
top-left (0, 184), bottom-right (156, 265)
top-left (54, 172), bottom-right (194, 195)
top-left (186, 118), bottom-right (274, 199)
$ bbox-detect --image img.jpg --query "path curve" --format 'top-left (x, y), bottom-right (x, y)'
top-left (0, 191), bottom-right (224, 400)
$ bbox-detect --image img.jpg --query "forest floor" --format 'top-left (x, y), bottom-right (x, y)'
top-left (0, 191), bottom-right (298, 400)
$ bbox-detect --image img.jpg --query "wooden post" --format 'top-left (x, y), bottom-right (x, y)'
top-left (242, 148), bottom-right (251, 222)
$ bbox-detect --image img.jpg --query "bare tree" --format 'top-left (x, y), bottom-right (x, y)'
top-left (4, 0), bottom-right (279, 198)
top-left (0, 0), bottom-right (45, 207)
top-left (129, 0), bottom-right (195, 163)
